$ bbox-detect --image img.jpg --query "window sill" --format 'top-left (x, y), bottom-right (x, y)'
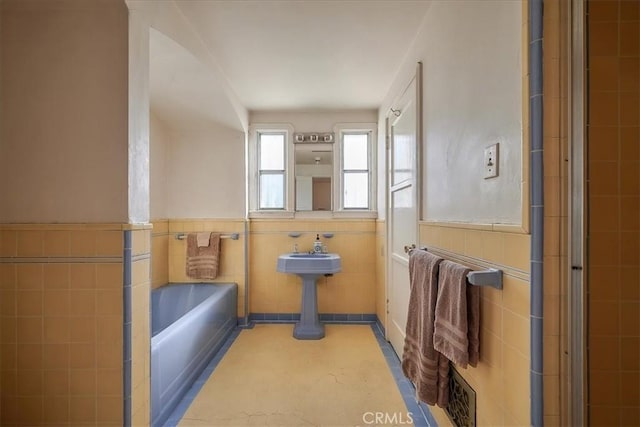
top-left (248, 211), bottom-right (295, 219)
top-left (248, 210), bottom-right (378, 220)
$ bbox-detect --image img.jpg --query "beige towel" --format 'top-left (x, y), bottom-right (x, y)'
top-left (196, 232), bottom-right (211, 248)
top-left (401, 250), bottom-right (450, 407)
top-left (186, 233), bottom-right (220, 280)
top-left (433, 260), bottom-right (480, 368)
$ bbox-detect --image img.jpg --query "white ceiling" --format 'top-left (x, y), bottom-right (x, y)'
top-left (150, 1), bottom-right (431, 127)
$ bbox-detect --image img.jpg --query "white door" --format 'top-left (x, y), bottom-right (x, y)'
top-left (387, 66), bottom-right (421, 358)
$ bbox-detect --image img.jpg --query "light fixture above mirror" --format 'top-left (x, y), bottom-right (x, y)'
top-left (294, 132), bottom-right (334, 143)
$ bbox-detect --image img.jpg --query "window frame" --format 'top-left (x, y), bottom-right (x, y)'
top-left (334, 123), bottom-right (377, 215)
top-left (249, 124), bottom-right (295, 217)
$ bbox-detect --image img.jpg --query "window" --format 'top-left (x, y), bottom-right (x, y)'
top-left (258, 132), bottom-right (285, 209)
top-left (340, 131), bottom-right (372, 210)
top-left (249, 124), bottom-right (294, 215)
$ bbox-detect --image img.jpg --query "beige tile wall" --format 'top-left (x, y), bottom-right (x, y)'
top-left (129, 227), bottom-right (151, 427)
top-left (375, 220), bottom-right (387, 326)
top-left (419, 223), bottom-right (531, 426)
top-left (167, 219), bottom-right (246, 317)
top-left (151, 220), bottom-right (169, 289)
top-left (249, 219), bottom-right (377, 315)
top-left (0, 224), bottom-right (125, 426)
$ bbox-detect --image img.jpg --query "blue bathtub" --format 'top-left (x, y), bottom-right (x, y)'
top-left (151, 283), bottom-right (237, 426)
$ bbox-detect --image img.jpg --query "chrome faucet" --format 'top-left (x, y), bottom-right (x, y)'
top-left (313, 234), bottom-right (323, 253)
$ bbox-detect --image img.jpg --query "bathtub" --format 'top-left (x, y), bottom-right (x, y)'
top-left (151, 283), bottom-right (237, 427)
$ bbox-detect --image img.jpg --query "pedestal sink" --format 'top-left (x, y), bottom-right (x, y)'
top-left (277, 253), bottom-right (341, 339)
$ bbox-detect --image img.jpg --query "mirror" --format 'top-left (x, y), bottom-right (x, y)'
top-left (295, 143), bottom-right (332, 211)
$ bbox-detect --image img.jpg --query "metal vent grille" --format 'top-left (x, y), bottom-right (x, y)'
top-left (445, 367), bottom-right (477, 427)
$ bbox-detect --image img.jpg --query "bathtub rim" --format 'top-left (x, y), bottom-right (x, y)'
top-left (151, 282), bottom-right (237, 340)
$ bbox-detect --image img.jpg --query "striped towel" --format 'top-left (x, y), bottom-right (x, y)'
top-left (186, 233), bottom-right (220, 280)
top-left (433, 260), bottom-right (480, 368)
top-left (401, 250), bottom-right (450, 407)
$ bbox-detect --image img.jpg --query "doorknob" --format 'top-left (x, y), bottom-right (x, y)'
top-left (403, 244), bottom-right (416, 254)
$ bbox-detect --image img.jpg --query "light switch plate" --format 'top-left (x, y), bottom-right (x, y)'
top-left (484, 143), bottom-right (499, 179)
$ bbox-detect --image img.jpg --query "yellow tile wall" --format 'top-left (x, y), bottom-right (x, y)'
top-left (0, 224), bottom-right (125, 426)
top-left (151, 220), bottom-right (169, 289)
top-left (129, 227), bottom-right (151, 427)
top-left (249, 219), bottom-right (377, 315)
top-left (419, 223), bottom-right (531, 426)
top-left (376, 220), bottom-right (387, 326)
top-left (168, 219), bottom-right (246, 316)
top-left (586, 1), bottom-right (640, 425)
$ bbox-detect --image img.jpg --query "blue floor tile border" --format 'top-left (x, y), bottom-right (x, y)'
top-left (248, 312), bottom-right (378, 323)
top-left (369, 324), bottom-right (438, 427)
top-left (161, 327), bottom-right (243, 427)
top-left (162, 320), bottom-right (438, 427)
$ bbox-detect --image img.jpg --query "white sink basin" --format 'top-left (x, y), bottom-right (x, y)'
top-left (277, 253), bottom-right (341, 275)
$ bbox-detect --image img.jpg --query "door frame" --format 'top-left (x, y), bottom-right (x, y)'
top-left (384, 62), bottom-right (423, 342)
top-left (568, 0), bottom-right (586, 424)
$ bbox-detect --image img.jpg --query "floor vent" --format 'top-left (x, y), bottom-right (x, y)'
top-left (445, 367), bottom-right (477, 427)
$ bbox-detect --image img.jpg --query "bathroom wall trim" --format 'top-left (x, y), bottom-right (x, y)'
top-left (528, 0), bottom-right (544, 425)
top-left (420, 220), bottom-right (529, 235)
top-left (249, 230), bottom-right (374, 236)
top-left (568, 0), bottom-right (586, 423)
top-left (422, 246), bottom-right (530, 282)
top-left (132, 253), bottom-right (150, 263)
top-left (123, 229), bottom-right (133, 427)
top-left (249, 313), bottom-right (378, 323)
top-left (0, 256), bottom-right (122, 263)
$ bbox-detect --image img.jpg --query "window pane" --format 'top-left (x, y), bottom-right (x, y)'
top-left (343, 134), bottom-right (368, 170)
top-left (260, 134), bottom-right (284, 170)
top-left (343, 172), bottom-right (368, 209)
top-left (260, 173), bottom-right (284, 209)
top-left (392, 130), bottom-right (414, 184)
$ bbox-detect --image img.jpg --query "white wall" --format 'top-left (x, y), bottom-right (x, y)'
top-left (165, 123), bottom-right (246, 218)
top-left (296, 164), bottom-right (332, 177)
top-left (0, 0), bottom-right (129, 223)
top-left (128, 8), bottom-right (150, 223)
top-left (379, 0), bottom-right (523, 225)
top-left (128, 0), bottom-right (249, 132)
top-left (150, 112), bottom-right (169, 219)
top-left (250, 110), bottom-right (377, 131)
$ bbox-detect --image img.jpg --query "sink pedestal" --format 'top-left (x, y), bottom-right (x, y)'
top-left (276, 253), bottom-right (341, 340)
top-left (294, 273), bottom-right (324, 340)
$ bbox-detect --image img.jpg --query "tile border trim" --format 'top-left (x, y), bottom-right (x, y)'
top-left (162, 328), bottom-right (243, 426)
top-left (248, 313), bottom-right (377, 323)
top-left (0, 256), bottom-right (122, 263)
top-left (123, 230), bottom-right (133, 427)
top-left (369, 323), bottom-right (437, 427)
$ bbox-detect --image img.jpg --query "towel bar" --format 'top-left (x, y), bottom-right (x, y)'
top-left (175, 232), bottom-right (239, 241)
top-left (407, 246), bottom-right (503, 290)
top-left (467, 269), bottom-right (502, 290)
